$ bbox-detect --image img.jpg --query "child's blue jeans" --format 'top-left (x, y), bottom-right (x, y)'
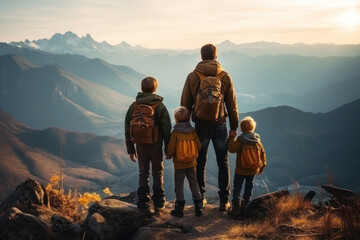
top-left (232, 174), bottom-right (255, 201)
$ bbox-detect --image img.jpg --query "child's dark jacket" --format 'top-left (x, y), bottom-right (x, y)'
top-left (125, 92), bottom-right (171, 154)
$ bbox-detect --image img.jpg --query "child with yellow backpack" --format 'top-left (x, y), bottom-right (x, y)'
top-left (166, 106), bottom-right (203, 217)
top-left (227, 116), bottom-right (267, 217)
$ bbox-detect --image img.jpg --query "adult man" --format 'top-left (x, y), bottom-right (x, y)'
top-left (180, 44), bottom-right (239, 211)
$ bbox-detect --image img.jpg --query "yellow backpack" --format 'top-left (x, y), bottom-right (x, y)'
top-left (176, 139), bottom-right (198, 163)
top-left (240, 144), bottom-right (263, 169)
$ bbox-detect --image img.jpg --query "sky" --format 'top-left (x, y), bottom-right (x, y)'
top-left (0, 0), bottom-right (359, 49)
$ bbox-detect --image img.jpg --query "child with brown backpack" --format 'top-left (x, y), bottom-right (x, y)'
top-left (125, 77), bottom-right (171, 215)
top-left (227, 116), bottom-right (267, 217)
top-left (166, 106), bottom-right (203, 217)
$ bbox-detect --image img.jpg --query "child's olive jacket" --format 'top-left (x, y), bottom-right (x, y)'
top-left (228, 132), bottom-right (267, 176)
top-left (166, 122), bottom-right (201, 170)
top-left (125, 92), bottom-right (171, 154)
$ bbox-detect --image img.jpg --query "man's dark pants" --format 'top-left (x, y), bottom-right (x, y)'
top-left (195, 123), bottom-right (230, 203)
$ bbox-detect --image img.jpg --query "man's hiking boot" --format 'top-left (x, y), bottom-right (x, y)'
top-left (228, 199), bottom-right (241, 217)
top-left (219, 200), bottom-right (230, 211)
top-left (194, 199), bottom-right (203, 217)
top-left (171, 200), bottom-right (185, 218)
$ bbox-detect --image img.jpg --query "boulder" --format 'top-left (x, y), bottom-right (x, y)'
top-left (0, 207), bottom-right (50, 240)
top-left (303, 190), bottom-right (316, 203)
top-left (0, 178), bottom-right (49, 213)
top-left (83, 199), bottom-right (153, 240)
top-left (244, 190), bottom-right (290, 219)
top-left (51, 215), bottom-right (84, 240)
top-left (322, 185), bottom-right (360, 206)
top-left (105, 191), bottom-right (138, 205)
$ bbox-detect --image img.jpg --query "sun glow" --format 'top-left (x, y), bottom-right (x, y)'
top-left (338, 9), bottom-right (360, 28)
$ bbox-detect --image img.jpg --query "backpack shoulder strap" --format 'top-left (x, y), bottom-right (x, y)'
top-left (194, 70), bottom-right (226, 81)
top-left (216, 71), bottom-right (226, 80)
top-left (194, 70), bottom-right (207, 81)
top-left (151, 102), bottom-right (161, 110)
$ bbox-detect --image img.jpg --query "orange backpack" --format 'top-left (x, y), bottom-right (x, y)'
top-left (176, 139), bottom-right (199, 163)
top-left (130, 102), bottom-right (160, 145)
top-left (240, 144), bottom-right (263, 169)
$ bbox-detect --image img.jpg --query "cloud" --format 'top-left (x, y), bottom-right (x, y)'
top-left (0, 0), bottom-right (359, 47)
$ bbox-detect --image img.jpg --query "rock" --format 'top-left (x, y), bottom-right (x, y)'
top-left (51, 215), bottom-right (84, 240)
top-left (87, 213), bottom-right (106, 240)
top-left (0, 178), bottom-right (49, 213)
top-left (83, 199), bottom-right (153, 240)
top-left (105, 191), bottom-right (138, 205)
top-left (244, 190), bottom-right (290, 219)
top-left (303, 190), bottom-right (316, 202)
top-left (0, 208), bottom-right (22, 234)
top-left (0, 207), bottom-right (50, 240)
top-left (132, 226), bottom-right (182, 240)
top-left (322, 185), bottom-right (360, 206)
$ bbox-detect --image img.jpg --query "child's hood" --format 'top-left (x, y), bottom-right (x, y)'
top-left (173, 121), bottom-right (194, 133)
top-left (239, 132), bottom-right (261, 144)
top-left (135, 92), bottom-right (163, 105)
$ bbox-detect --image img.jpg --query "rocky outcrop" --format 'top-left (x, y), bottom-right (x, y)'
top-left (0, 178), bottom-right (49, 213)
top-left (51, 215), bottom-right (84, 240)
top-left (83, 198), bottom-right (153, 240)
top-left (0, 207), bottom-right (50, 240)
top-left (244, 190), bottom-right (290, 219)
top-left (322, 185), bottom-right (360, 206)
top-left (1, 179), bottom-right (359, 240)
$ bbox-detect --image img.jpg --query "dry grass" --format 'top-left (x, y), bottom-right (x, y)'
top-left (337, 200), bottom-right (360, 240)
top-left (45, 175), bottom-right (101, 222)
top-left (227, 192), bottom-right (346, 240)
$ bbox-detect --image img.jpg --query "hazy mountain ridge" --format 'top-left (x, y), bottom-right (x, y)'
top-left (0, 43), bottom-right (144, 97)
top-left (8, 31), bottom-right (360, 61)
top-left (0, 108), bottom-right (135, 201)
top-left (240, 98), bottom-right (360, 192)
top-left (2, 37), bottom-right (360, 113)
top-left (1, 98), bottom-right (359, 202)
top-left (0, 54), bottom-right (133, 135)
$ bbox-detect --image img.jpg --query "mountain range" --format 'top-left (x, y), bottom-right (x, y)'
top-left (8, 31), bottom-right (360, 62)
top-left (0, 108), bottom-right (135, 200)
top-left (1, 97), bottom-right (359, 201)
top-left (0, 32), bottom-right (359, 202)
top-left (2, 36), bottom-right (360, 113)
top-left (0, 54), bottom-right (134, 136)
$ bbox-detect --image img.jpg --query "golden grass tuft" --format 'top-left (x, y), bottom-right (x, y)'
top-left (103, 187), bottom-right (113, 196)
top-left (45, 175), bottom-right (102, 222)
top-left (228, 192), bottom-right (348, 240)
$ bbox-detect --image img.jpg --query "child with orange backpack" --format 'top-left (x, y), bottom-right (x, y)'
top-left (227, 116), bottom-right (266, 217)
top-left (166, 106), bottom-right (203, 217)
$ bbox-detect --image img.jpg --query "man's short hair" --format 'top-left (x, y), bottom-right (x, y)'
top-left (141, 77), bottom-right (159, 93)
top-left (240, 116), bottom-right (257, 132)
top-left (174, 106), bottom-right (190, 123)
top-left (201, 44), bottom-right (217, 60)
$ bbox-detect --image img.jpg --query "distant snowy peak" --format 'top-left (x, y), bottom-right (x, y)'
top-left (8, 31), bottom-right (137, 55)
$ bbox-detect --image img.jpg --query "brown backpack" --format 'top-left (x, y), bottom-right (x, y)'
top-left (130, 102), bottom-right (160, 144)
top-left (240, 144), bottom-right (263, 170)
top-left (193, 71), bottom-right (226, 121)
